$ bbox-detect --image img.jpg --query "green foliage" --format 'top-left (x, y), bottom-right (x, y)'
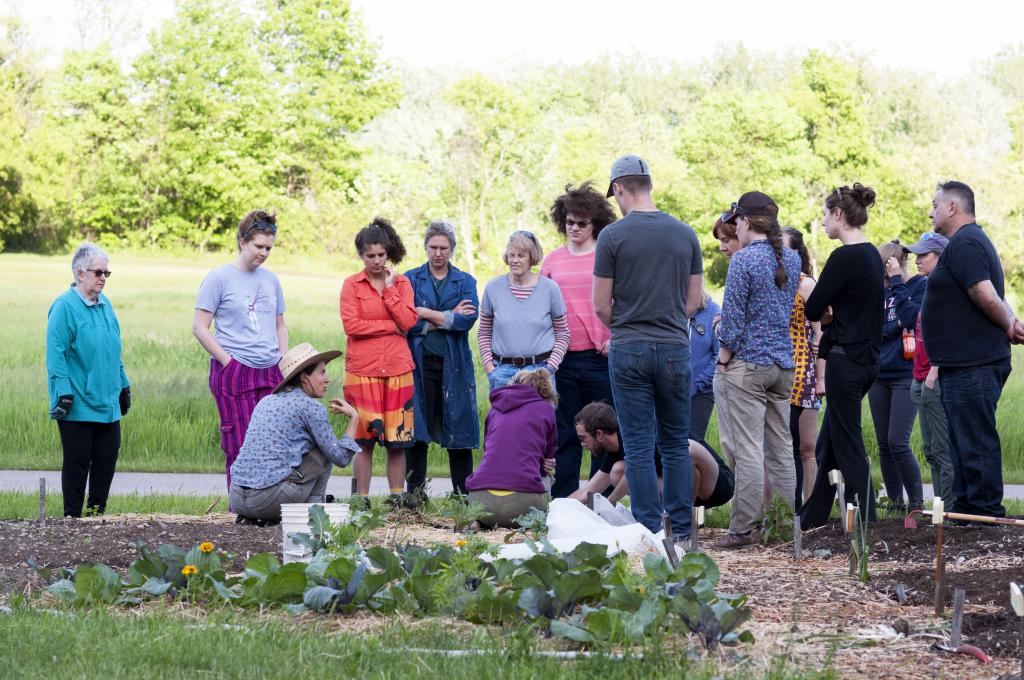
top-left (505, 506), bottom-right (548, 543)
top-left (36, 526), bottom-right (754, 653)
top-left (760, 493), bottom-right (795, 545)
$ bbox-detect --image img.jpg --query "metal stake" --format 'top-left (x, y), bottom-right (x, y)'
top-left (1010, 583), bottom-right (1023, 679)
top-left (793, 515), bottom-right (802, 561)
top-left (38, 477), bottom-right (46, 524)
top-left (950, 588), bottom-right (965, 648)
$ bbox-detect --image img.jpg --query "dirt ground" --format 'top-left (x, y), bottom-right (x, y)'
top-left (1, 513), bottom-right (1022, 679)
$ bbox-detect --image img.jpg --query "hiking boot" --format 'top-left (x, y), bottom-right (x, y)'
top-left (713, 530), bottom-right (761, 550)
top-left (386, 493), bottom-right (404, 510)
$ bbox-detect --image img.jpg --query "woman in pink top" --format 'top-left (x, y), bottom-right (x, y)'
top-left (539, 181), bottom-right (617, 498)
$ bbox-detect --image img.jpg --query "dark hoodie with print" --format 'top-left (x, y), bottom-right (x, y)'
top-left (878, 273), bottom-right (928, 380)
top-left (465, 384), bottom-right (557, 493)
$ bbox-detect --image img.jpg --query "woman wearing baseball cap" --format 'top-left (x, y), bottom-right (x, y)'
top-left (904, 232), bottom-right (954, 505)
top-left (229, 343), bottom-right (360, 523)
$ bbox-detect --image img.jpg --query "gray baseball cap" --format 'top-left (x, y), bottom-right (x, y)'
top-left (606, 155), bottom-right (650, 197)
top-left (902, 231), bottom-right (949, 255)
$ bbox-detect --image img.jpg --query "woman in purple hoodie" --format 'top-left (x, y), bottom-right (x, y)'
top-left (467, 369), bottom-right (558, 529)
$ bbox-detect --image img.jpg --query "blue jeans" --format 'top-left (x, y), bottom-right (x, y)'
top-left (552, 351), bottom-right (614, 498)
top-left (939, 360), bottom-right (1011, 518)
top-left (487, 362), bottom-right (554, 392)
top-left (608, 341), bottom-right (692, 535)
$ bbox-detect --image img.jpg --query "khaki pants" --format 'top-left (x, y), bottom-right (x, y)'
top-left (468, 490), bottom-right (548, 529)
top-left (723, 360), bottom-right (796, 534)
top-left (712, 371), bottom-right (736, 470)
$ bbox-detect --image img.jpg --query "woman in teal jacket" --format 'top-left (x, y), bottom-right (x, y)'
top-left (46, 243), bottom-right (131, 517)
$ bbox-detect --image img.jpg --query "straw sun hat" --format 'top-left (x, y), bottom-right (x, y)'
top-left (273, 343), bottom-right (342, 394)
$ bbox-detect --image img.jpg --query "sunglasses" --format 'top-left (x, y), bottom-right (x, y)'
top-left (565, 218), bottom-right (593, 228)
top-left (720, 202), bottom-right (747, 223)
top-left (86, 269), bottom-right (112, 278)
top-left (511, 230), bottom-right (537, 241)
top-left (241, 219), bottom-right (278, 240)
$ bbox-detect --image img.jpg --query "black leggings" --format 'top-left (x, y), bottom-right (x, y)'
top-left (800, 351), bottom-right (877, 528)
top-left (57, 420), bottom-right (121, 517)
top-left (867, 377), bottom-right (923, 507)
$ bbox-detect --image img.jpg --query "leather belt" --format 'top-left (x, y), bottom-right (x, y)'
top-left (493, 351), bottom-right (551, 367)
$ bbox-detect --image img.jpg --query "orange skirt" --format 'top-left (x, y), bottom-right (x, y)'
top-left (343, 372), bottom-right (415, 448)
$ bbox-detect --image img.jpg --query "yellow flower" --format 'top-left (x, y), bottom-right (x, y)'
top-left (181, 564), bottom-right (198, 576)
top-left (455, 539), bottom-right (468, 547)
top-left (199, 542), bottom-right (214, 553)
top-left (638, 586), bottom-right (646, 594)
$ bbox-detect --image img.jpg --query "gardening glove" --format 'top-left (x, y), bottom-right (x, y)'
top-left (50, 394), bottom-right (73, 420)
top-left (119, 387), bottom-right (131, 416)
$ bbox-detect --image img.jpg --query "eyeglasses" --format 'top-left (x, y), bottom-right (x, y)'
top-left (565, 218), bottom-right (593, 229)
top-left (241, 219), bottom-right (278, 240)
top-left (86, 269), bottom-right (112, 278)
top-left (834, 187), bottom-right (843, 205)
top-left (720, 202), bottom-right (747, 223)
top-left (511, 230), bottom-right (537, 241)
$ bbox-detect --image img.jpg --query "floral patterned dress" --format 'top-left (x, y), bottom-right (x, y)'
top-left (789, 274), bottom-right (821, 410)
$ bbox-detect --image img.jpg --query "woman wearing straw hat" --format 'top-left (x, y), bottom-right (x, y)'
top-left (228, 343), bottom-right (361, 523)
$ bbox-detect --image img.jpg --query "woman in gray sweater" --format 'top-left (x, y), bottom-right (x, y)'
top-left (478, 231), bottom-right (571, 390)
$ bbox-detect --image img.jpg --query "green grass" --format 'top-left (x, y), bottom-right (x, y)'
top-left (0, 607), bottom-right (836, 680)
top-left (0, 491), bottom-right (229, 519)
top-left (4, 253), bottom-right (1024, 482)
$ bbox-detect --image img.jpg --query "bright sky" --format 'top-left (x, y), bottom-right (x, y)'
top-left (8, 0), bottom-right (1024, 78)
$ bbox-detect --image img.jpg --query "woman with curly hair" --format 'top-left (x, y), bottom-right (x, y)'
top-left (540, 181), bottom-right (617, 498)
top-left (340, 217), bottom-right (419, 506)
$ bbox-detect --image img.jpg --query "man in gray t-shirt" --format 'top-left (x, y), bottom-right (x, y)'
top-left (593, 154), bottom-right (703, 537)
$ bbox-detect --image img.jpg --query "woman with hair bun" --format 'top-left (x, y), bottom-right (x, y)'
top-left (799, 184), bottom-right (885, 529)
top-left (714, 191), bottom-right (801, 549)
top-left (341, 217), bottom-right (419, 506)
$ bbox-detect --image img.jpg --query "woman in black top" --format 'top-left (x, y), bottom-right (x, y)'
top-left (799, 184), bottom-right (885, 529)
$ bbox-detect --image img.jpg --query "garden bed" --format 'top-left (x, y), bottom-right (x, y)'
top-left (1, 514), bottom-right (1022, 678)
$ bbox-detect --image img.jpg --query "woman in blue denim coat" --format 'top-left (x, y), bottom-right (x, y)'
top-left (404, 221), bottom-right (480, 497)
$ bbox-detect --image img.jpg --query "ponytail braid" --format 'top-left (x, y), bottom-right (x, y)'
top-left (767, 223), bottom-right (788, 289)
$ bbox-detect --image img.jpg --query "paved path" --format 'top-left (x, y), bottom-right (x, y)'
top-left (0, 470), bottom-right (452, 498)
top-left (3, 470), bottom-right (1024, 501)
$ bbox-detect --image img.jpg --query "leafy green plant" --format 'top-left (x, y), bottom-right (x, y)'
top-left (430, 493), bottom-right (491, 532)
top-left (505, 507), bottom-right (548, 543)
top-left (850, 495), bottom-right (870, 583)
top-left (289, 503), bottom-right (386, 559)
top-left (760, 492), bottom-right (794, 545)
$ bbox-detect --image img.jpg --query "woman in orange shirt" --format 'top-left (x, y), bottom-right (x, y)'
top-left (340, 217), bottom-right (419, 505)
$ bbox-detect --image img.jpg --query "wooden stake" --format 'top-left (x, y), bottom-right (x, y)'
top-left (38, 477), bottom-right (46, 524)
top-left (934, 522), bottom-right (945, 616)
top-left (950, 588), bottom-right (965, 647)
top-left (350, 476), bottom-right (358, 496)
top-left (793, 515), bottom-right (802, 561)
top-left (662, 513), bottom-right (673, 540)
top-left (586, 492), bottom-right (594, 511)
top-left (828, 470), bottom-right (845, 532)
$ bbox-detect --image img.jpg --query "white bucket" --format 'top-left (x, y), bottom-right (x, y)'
top-left (280, 503), bottom-right (350, 563)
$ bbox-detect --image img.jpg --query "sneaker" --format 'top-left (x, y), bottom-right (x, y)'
top-left (713, 530), bottom-right (762, 550)
top-left (325, 494), bottom-right (336, 504)
top-left (386, 493), bottom-right (404, 510)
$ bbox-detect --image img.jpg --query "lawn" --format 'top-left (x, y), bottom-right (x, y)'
top-left (4, 253), bottom-right (1024, 482)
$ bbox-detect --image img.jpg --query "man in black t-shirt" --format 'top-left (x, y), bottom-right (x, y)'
top-left (569, 402), bottom-right (734, 510)
top-left (921, 181), bottom-right (1024, 518)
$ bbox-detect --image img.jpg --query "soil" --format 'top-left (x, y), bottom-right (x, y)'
top-left (801, 518), bottom-right (1024, 563)
top-left (0, 514), bottom-right (281, 592)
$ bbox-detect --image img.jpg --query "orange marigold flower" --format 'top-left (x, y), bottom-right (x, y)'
top-left (199, 542), bottom-right (214, 553)
top-left (454, 539), bottom-right (468, 547)
top-left (181, 564), bottom-right (198, 576)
